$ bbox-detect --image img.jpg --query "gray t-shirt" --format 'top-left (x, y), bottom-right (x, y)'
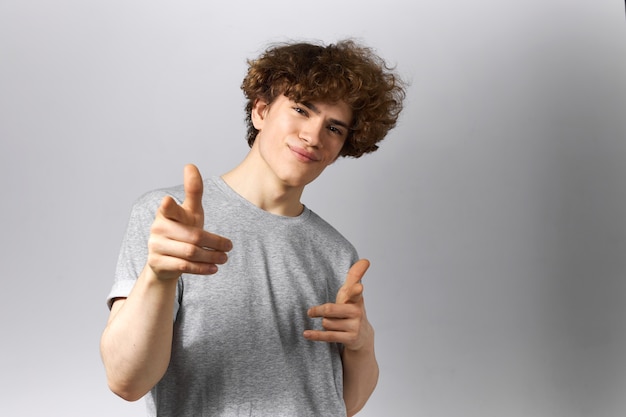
top-left (107, 177), bottom-right (358, 416)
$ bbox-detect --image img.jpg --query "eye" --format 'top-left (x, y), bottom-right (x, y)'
top-left (293, 106), bottom-right (308, 116)
top-left (327, 125), bottom-right (345, 136)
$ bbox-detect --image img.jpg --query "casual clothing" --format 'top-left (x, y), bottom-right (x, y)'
top-left (107, 176), bottom-right (358, 416)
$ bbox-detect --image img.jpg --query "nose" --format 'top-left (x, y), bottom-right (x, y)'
top-left (300, 119), bottom-right (324, 148)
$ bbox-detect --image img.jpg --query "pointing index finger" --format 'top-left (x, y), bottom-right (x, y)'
top-left (345, 259), bottom-right (370, 286)
top-left (181, 164), bottom-right (204, 225)
top-left (336, 259), bottom-right (370, 304)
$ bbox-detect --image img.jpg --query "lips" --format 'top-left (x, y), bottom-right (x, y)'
top-left (288, 145), bottom-right (320, 162)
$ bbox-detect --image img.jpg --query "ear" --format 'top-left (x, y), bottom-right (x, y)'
top-left (251, 98), bottom-right (270, 130)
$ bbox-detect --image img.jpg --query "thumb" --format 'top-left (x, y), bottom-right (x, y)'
top-left (181, 164), bottom-right (204, 225)
top-left (336, 259), bottom-right (370, 304)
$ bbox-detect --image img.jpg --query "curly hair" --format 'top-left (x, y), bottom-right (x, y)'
top-left (240, 40), bottom-right (406, 158)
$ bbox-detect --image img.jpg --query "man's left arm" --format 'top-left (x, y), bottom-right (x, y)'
top-left (304, 259), bottom-right (379, 416)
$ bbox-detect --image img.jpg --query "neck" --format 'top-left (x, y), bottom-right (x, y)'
top-left (221, 153), bottom-right (305, 217)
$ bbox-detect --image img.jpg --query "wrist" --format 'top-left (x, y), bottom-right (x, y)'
top-left (141, 265), bottom-right (180, 290)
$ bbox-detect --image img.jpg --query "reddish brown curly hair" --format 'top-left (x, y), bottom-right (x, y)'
top-left (241, 40), bottom-right (406, 158)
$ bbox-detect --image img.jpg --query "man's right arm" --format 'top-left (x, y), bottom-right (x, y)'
top-left (100, 164), bottom-right (232, 401)
top-left (100, 266), bottom-right (178, 401)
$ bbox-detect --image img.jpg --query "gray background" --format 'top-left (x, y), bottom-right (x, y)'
top-left (1, 1), bottom-right (625, 416)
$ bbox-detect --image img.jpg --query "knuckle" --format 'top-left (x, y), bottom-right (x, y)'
top-left (182, 244), bottom-right (197, 260)
top-left (175, 259), bottom-right (190, 273)
top-left (150, 217), bottom-right (167, 234)
top-left (322, 304), bottom-right (335, 315)
top-left (188, 228), bottom-right (204, 245)
top-left (345, 334), bottom-right (358, 346)
top-left (147, 253), bottom-right (158, 268)
top-left (147, 234), bottom-right (164, 252)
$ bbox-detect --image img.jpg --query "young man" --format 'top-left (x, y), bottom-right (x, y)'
top-left (101, 40), bottom-right (405, 416)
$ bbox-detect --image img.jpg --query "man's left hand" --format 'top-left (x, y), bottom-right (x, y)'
top-left (303, 259), bottom-right (374, 352)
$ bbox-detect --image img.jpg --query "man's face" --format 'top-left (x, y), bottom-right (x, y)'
top-left (251, 95), bottom-right (352, 189)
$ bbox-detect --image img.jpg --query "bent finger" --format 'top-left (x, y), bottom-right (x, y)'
top-left (149, 237), bottom-right (229, 265)
top-left (307, 303), bottom-right (360, 319)
top-left (302, 329), bottom-right (357, 346)
top-left (321, 317), bottom-right (359, 333)
top-left (148, 254), bottom-right (221, 278)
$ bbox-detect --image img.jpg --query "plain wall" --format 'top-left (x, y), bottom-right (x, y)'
top-left (1, 1), bottom-right (625, 416)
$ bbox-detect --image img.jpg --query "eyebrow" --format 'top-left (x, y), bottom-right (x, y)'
top-left (302, 102), bottom-right (351, 130)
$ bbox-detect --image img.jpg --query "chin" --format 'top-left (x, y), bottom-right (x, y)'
top-left (279, 174), bottom-right (318, 189)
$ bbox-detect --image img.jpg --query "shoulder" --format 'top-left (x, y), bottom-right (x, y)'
top-left (306, 209), bottom-right (350, 240)
top-left (304, 209), bottom-right (358, 259)
top-left (134, 184), bottom-right (185, 207)
top-left (133, 176), bottom-right (223, 208)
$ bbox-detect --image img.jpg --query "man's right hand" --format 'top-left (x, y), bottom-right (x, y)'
top-left (147, 164), bottom-right (233, 281)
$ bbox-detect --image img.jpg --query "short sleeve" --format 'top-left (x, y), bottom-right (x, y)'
top-left (106, 190), bottom-right (181, 318)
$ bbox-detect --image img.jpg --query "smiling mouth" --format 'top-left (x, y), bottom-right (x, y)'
top-left (289, 145), bottom-right (319, 162)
